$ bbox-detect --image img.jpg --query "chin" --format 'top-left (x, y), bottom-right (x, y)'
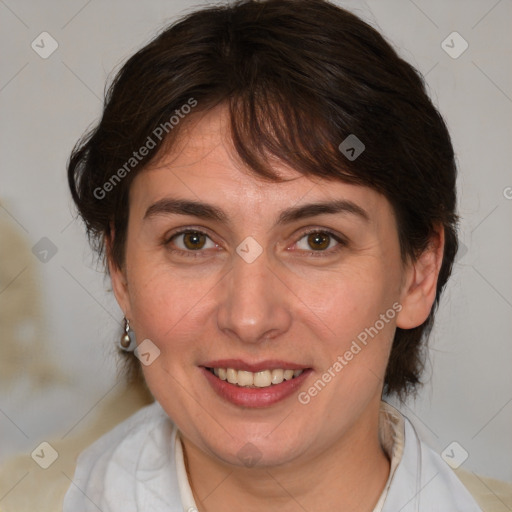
top-left (213, 440), bottom-right (303, 469)
top-left (199, 424), bottom-right (310, 469)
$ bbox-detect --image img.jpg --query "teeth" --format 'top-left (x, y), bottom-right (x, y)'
top-left (237, 370), bottom-right (254, 387)
top-left (271, 369), bottom-right (284, 384)
top-left (254, 370), bottom-right (272, 388)
top-left (226, 368), bottom-right (238, 384)
top-left (210, 367), bottom-right (304, 388)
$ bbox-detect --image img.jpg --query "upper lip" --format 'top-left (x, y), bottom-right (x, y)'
top-left (201, 359), bottom-right (310, 373)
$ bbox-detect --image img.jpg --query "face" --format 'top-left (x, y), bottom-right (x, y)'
top-left (110, 105), bottom-right (441, 469)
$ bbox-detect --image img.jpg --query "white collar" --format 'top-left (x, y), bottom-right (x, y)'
top-left (63, 401), bottom-right (482, 511)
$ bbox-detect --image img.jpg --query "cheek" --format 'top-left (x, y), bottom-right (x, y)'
top-left (288, 262), bottom-right (399, 391)
top-left (290, 263), bottom-right (394, 333)
top-left (296, 277), bottom-right (397, 419)
top-left (125, 255), bottom-right (219, 354)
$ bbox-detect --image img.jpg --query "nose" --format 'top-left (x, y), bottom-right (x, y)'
top-left (216, 247), bottom-right (292, 344)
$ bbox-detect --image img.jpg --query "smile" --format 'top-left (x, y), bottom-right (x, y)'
top-left (207, 367), bottom-right (304, 388)
top-left (201, 364), bottom-right (312, 408)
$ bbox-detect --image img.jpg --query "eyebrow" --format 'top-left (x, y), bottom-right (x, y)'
top-left (143, 198), bottom-right (370, 224)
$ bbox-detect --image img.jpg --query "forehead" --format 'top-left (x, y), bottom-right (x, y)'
top-left (131, 105), bottom-right (390, 222)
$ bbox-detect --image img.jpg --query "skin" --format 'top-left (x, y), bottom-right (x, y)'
top-left (109, 105), bottom-right (444, 511)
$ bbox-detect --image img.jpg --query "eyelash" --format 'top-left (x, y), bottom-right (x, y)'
top-left (164, 227), bottom-right (347, 258)
top-left (295, 228), bottom-right (347, 257)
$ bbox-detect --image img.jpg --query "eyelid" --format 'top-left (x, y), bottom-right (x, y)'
top-left (163, 226), bottom-right (347, 257)
top-left (291, 227), bottom-right (347, 255)
top-left (163, 226), bottom-right (221, 258)
top-left (163, 225), bottom-right (217, 244)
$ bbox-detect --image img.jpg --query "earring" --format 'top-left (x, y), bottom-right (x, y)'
top-left (119, 317), bottom-right (136, 352)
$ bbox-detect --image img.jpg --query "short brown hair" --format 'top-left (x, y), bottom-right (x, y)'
top-left (68, 0), bottom-right (458, 399)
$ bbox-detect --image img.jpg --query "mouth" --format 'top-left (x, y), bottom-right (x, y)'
top-left (200, 360), bottom-right (312, 408)
top-left (205, 367), bottom-right (305, 388)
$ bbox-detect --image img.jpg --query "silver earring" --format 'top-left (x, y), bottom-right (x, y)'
top-left (119, 317), bottom-right (136, 352)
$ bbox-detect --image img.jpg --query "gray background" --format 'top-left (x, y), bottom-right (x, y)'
top-left (1, 0), bottom-right (511, 486)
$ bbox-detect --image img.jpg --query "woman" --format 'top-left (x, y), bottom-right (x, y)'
top-left (63, 0), bottom-right (483, 510)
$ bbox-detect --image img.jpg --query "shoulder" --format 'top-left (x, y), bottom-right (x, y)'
top-left (62, 401), bottom-right (183, 511)
top-left (411, 423), bottom-right (512, 510)
top-left (73, 400), bottom-right (168, 460)
top-left (383, 404), bottom-right (504, 512)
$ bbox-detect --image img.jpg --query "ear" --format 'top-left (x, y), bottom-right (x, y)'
top-left (106, 233), bottom-right (132, 319)
top-left (396, 225), bottom-right (445, 330)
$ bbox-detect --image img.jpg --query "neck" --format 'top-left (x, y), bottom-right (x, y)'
top-left (181, 398), bottom-right (391, 511)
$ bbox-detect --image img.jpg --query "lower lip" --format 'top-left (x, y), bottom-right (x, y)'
top-left (201, 367), bottom-right (312, 408)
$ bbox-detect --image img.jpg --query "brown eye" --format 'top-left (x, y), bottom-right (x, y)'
top-left (167, 230), bottom-right (216, 252)
top-left (182, 231), bottom-right (207, 250)
top-left (295, 230), bottom-right (344, 254)
top-left (307, 232), bottom-right (330, 250)
top-left (165, 229), bottom-right (218, 257)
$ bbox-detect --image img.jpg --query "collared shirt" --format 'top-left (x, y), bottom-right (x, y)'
top-left (63, 401), bottom-right (483, 511)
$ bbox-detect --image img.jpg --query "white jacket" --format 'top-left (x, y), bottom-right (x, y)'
top-left (63, 401), bottom-right (483, 511)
